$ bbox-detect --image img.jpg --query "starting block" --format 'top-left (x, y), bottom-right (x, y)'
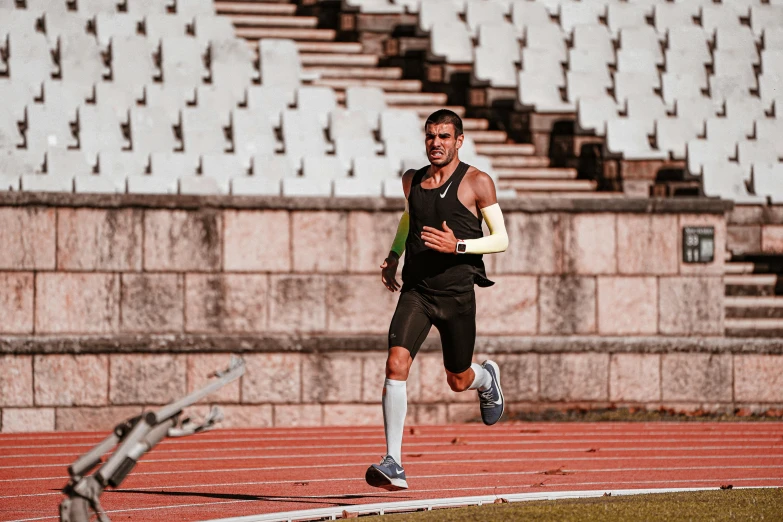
top-left (59, 356), bottom-right (246, 522)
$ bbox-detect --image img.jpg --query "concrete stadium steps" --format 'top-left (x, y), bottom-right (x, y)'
top-left (499, 179), bottom-right (596, 192)
top-left (511, 191), bottom-right (624, 198)
top-left (235, 26), bottom-right (337, 40)
top-left (311, 78), bottom-right (422, 92)
top-left (300, 53), bottom-right (379, 67)
top-left (496, 167), bottom-right (577, 180)
top-left (216, 1), bottom-right (297, 16)
top-left (723, 262), bottom-right (756, 275)
top-left (725, 318), bottom-right (783, 338)
top-left (385, 92), bottom-right (449, 105)
top-left (469, 130), bottom-right (508, 143)
top-left (724, 274), bottom-right (778, 297)
top-left (725, 296), bottom-right (783, 319)
top-left (230, 14), bottom-right (318, 28)
top-left (461, 119), bottom-right (488, 131)
top-left (491, 155), bottom-right (550, 168)
top-left (394, 105), bottom-right (466, 117)
top-left (296, 42), bottom-right (364, 54)
top-left (476, 143), bottom-right (537, 156)
top-left (303, 66), bottom-right (403, 80)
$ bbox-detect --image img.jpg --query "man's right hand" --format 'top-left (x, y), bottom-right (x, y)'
top-left (381, 256), bottom-right (400, 292)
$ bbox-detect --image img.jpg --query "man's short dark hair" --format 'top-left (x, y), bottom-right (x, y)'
top-left (425, 109), bottom-right (463, 137)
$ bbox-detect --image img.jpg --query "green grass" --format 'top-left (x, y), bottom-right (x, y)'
top-left (360, 489), bottom-right (783, 521)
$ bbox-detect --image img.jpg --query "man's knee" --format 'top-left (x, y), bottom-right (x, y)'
top-left (386, 347), bottom-right (412, 380)
top-left (446, 369), bottom-right (472, 392)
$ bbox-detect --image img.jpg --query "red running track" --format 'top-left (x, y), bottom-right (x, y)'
top-left (1, 422), bottom-right (782, 521)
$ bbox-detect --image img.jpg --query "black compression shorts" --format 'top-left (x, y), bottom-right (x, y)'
top-left (387, 288), bottom-right (476, 374)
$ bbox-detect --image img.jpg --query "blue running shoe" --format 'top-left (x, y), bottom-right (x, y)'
top-left (365, 455), bottom-right (408, 491)
top-left (478, 360), bottom-right (504, 426)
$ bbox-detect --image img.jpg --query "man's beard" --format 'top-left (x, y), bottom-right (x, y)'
top-left (429, 147), bottom-right (454, 166)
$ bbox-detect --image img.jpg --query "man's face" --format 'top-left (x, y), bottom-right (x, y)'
top-left (425, 123), bottom-right (463, 167)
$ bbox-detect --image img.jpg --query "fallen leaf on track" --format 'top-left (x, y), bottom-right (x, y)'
top-left (409, 428), bottom-right (421, 435)
top-left (603, 492), bottom-right (612, 497)
top-left (520, 429), bottom-right (541, 433)
top-left (530, 482), bottom-right (546, 487)
top-left (542, 466), bottom-right (569, 475)
top-left (586, 448), bottom-right (598, 453)
top-left (293, 482), bottom-right (309, 486)
top-left (720, 484), bottom-right (734, 490)
top-left (494, 498), bottom-right (509, 504)
top-left (341, 510), bottom-right (358, 518)
top-left (451, 437), bottom-right (467, 445)
top-left (408, 453), bottom-right (423, 458)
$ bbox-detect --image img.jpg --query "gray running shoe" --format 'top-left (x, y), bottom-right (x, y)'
top-left (478, 360), bottom-right (504, 426)
top-left (365, 455), bottom-right (408, 491)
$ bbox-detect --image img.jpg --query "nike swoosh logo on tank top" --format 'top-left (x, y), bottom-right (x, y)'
top-left (440, 182), bottom-right (452, 198)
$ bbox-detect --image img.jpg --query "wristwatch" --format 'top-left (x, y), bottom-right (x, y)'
top-left (455, 239), bottom-right (467, 254)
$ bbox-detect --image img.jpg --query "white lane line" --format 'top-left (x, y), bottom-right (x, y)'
top-left (8, 483), bottom-right (783, 522)
top-left (3, 435), bottom-right (781, 450)
top-left (4, 443), bottom-right (782, 460)
top-left (4, 460), bottom-right (782, 484)
top-left (5, 451), bottom-right (783, 472)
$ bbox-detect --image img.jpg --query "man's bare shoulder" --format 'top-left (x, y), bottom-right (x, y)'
top-left (464, 166), bottom-right (495, 190)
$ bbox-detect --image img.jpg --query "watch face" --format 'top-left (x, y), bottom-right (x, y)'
top-left (457, 243), bottom-right (467, 253)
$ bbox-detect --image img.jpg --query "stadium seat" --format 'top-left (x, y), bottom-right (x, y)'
top-left (714, 50), bottom-right (758, 91)
top-left (345, 87), bottom-right (387, 129)
top-left (45, 149), bottom-right (93, 178)
top-left (753, 163), bottom-right (783, 203)
top-left (0, 150), bottom-right (43, 176)
top-left (182, 107), bottom-right (228, 154)
top-left (572, 25), bottom-right (613, 58)
top-left (521, 49), bottom-right (565, 86)
top-left (144, 83), bottom-right (194, 120)
top-left (74, 174), bottom-right (125, 193)
top-left (41, 81), bottom-right (90, 116)
top-left (335, 136), bottom-right (381, 170)
top-left (702, 162), bottom-right (766, 203)
top-left (77, 0), bottom-right (121, 14)
top-left (231, 109), bottom-right (277, 163)
top-left (430, 21), bottom-right (473, 64)
top-left (26, 105), bottom-right (75, 151)
top-left (7, 32), bottom-right (52, 84)
top-left (98, 151), bottom-right (148, 179)
top-left (345, 0), bottom-right (405, 14)
top-left (478, 22), bottom-right (518, 56)
top-left (465, 0), bottom-right (505, 37)
top-left (149, 152), bottom-right (199, 179)
top-left (0, 174), bottom-right (20, 191)
top-left (666, 26), bottom-right (711, 64)
top-left (129, 106), bottom-right (178, 154)
top-left (673, 96), bottom-right (713, 133)
top-left (559, 2), bottom-right (603, 34)
top-left (57, 34), bottom-right (105, 85)
top-left (380, 110), bottom-right (422, 144)
top-left (686, 139), bottom-right (727, 175)
top-left (282, 110), bottom-right (330, 166)
top-left (353, 156), bottom-right (399, 180)
top-left (282, 175), bottom-right (333, 197)
top-left (616, 49), bottom-right (659, 74)
top-left (737, 139), bottom-right (778, 180)
top-left (160, 37), bottom-right (208, 86)
top-left (209, 39), bottom-right (255, 101)
top-left (725, 97), bottom-right (767, 135)
top-left (330, 110), bottom-right (374, 141)
top-left (654, 3), bottom-right (697, 34)
top-left (568, 49), bottom-right (611, 73)
top-left (755, 119), bottom-right (783, 156)
top-left (95, 13), bottom-right (140, 45)
top-left (655, 118), bottom-right (702, 160)
top-left (193, 16), bottom-right (234, 42)
top-left (201, 153), bottom-right (246, 179)
top-left (246, 85), bottom-right (292, 127)
top-left (109, 36), bottom-right (157, 99)
top-left (175, 0), bottom-right (215, 17)
top-left (662, 73), bottom-right (705, 110)
top-left (524, 25), bottom-right (568, 63)
top-left (127, 175), bottom-right (178, 194)
top-left (664, 51), bottom-right (708, 88)
top-left (196, 86), bottom-right (241, 122)
top-left (333, 177), bottom-right (382, 197)
top-left (419, 0), bottom-right (460, 32)
top-left (607, 4), bottom-right (648, 37)
top-left (519, 73), bottom-right (574, 112)
top-left (759, 74), bottom-right (783, 105)
top-left (606, 119), bottom-right (668, 160)
top-left (180, 174), bottom-right (230, 195)
top-left (705, 117), bottom-right (751, 151)
top-left (627, 95), bottom-right (669, 135)
top-left (259, 39), bottom-right (302, 93)
top-left (21, 173), bottom-right (73, 192)
top-left (383, 176), bottom-right (405, 198)
top-left (296, 86), bottom-right (338, 129)
top-left (614, 72), bottom-right (660, 102)
top-left (511, 1), bottom-right (550, 32)
top-left (765, 27), bottom-right (783, 50)
top-left (474, 46), bottom-right (517, 88)
top-left (751, 5), bottom-right (783, 37)
top-left (710, 76), bottom-right (753, 105)
top-left (27, 0), bottom-right (69, 13)
top-left (127, 0), bottom-right (169, 15)
top-left (145, 15), bottom-right (190, 41)
top-left (619, 27), bottom-right (663, 64)
top-left (43, 11), bottom-right (91, 38)
top-left (701, 5), bottom-right (743, 36)
top-left (231, 175), bottom-right (281, 196)
top-left (715, 26), bottom-right (759, 63)
top-left (78, 105), bottom-right (127, 160)
top-left (566, 71), bottom-right (611, 103)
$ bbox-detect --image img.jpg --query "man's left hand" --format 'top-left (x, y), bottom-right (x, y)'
top-left (422, 221), bottom-right (458, 254)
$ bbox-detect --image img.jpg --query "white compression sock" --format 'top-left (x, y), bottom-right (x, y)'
top-left (468, 362), bottom-right (492, 391)
top-left (382, 378), bottom-right (407, 465)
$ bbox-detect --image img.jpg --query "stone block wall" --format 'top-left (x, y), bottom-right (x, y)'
top-left (726, 205), bottom-right (783, 255)
top-left (1, 193), bottom-right (778, 432)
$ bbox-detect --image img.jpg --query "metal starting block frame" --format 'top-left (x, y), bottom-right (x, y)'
top-left (59, 356), bottom-right (246, 522)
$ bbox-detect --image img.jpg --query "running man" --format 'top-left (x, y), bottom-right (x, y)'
top-left (365, 109), bottom-right (510, 491)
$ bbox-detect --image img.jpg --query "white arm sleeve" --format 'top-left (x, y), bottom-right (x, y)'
top-left (463, 203), bottom-right (509, 254)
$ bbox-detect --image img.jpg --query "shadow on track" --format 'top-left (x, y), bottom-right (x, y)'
top-left (110, 489), bottom-right (408, 507)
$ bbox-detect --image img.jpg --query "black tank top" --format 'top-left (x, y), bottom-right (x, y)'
top-left (401, 162), bottom-right (494, 295)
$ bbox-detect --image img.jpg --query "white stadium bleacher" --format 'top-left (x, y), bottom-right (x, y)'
top-left (0, 0), bottom-right (781, 201)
